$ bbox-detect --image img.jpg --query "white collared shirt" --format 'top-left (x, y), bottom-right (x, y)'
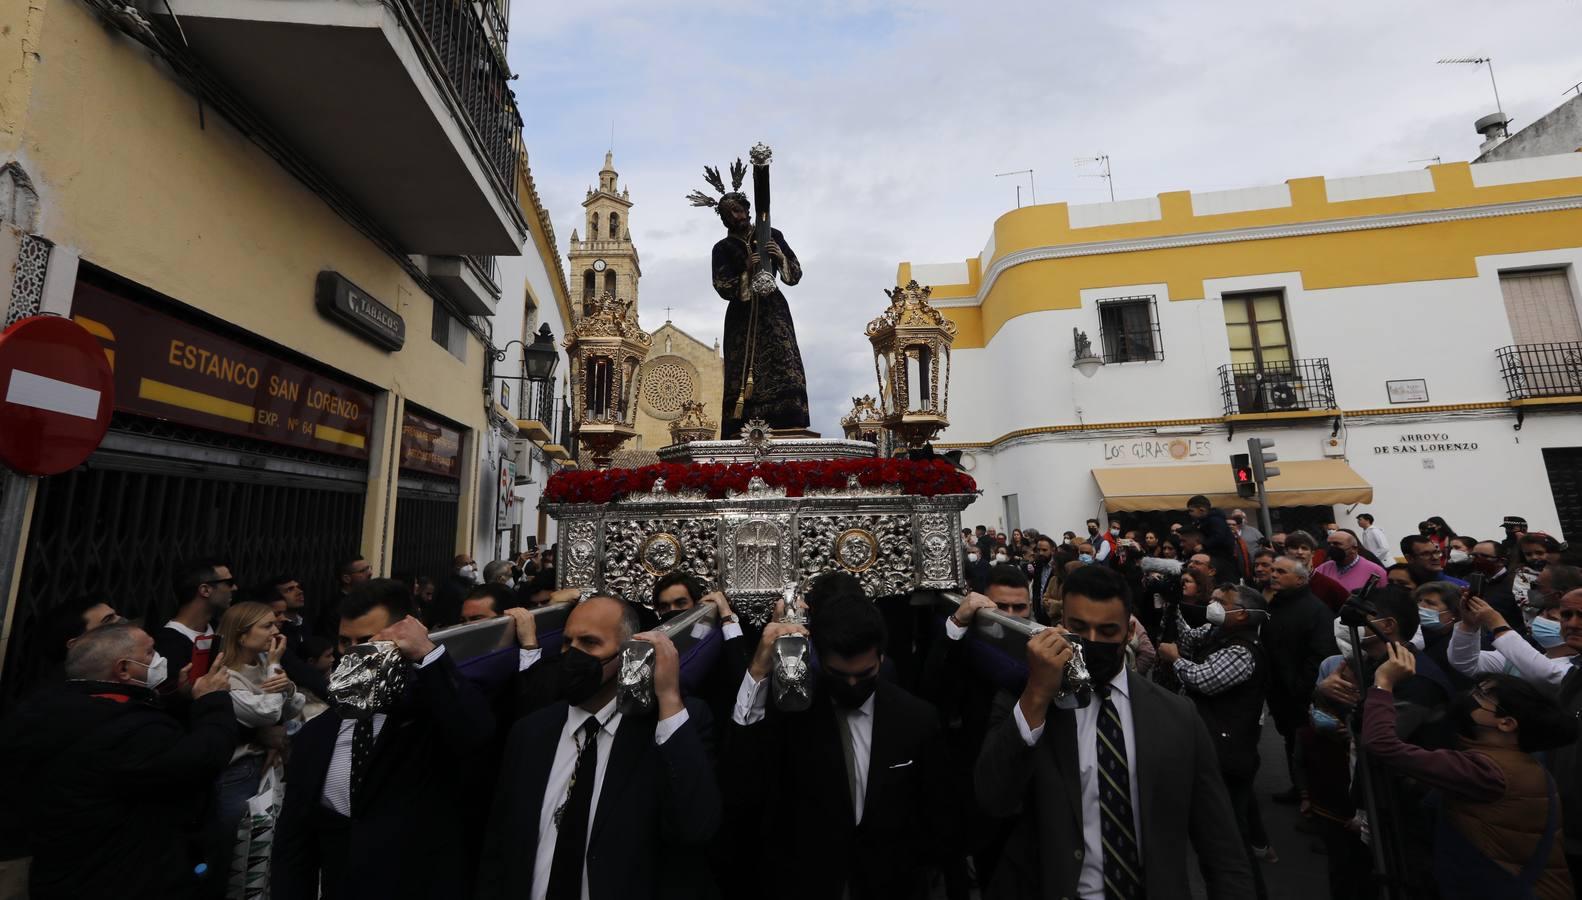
top-left (1014, 668), bottom-right (1142, 900)
top-left (732, 672), bottom-right (874, 823)
top-left (161, 619), bottom-right (213, 643)
top-left (531, 696), bottom-right (689, 900)
top-left (320, 644), bottom-right (447, 817)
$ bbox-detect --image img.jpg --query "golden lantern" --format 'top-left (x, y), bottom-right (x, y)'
top-left (566, 291), bottom-right (652, 468)
top-left (840, 394), bottom-right (886, 451)
top-left (668, 399), bottom-right (718, 446)
top-left (865, 279), bottom-right (956, 449)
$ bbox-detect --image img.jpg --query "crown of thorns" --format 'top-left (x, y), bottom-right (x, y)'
top-left (686, 159), bottom-right (748, 210)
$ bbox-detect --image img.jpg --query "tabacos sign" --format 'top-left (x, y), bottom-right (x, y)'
top-left (1373, 432), bottom-right (1479, 455)
top-left (1102, 437), bottom-right (1214, 466)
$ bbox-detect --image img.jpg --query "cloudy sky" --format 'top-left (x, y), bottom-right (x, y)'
top-left (506, 0), bottom-right (1581, 436)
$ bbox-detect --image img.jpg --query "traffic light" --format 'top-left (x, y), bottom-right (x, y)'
top-left (1231, 453), bottom-right (1256, 498)
top-left (1248, 437), bottom-right (1280, 483)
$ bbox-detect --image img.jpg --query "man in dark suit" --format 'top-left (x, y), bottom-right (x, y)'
top-left (478, 593), bottom-right (721, 900)
top-left (273, 579), bottom-right (497, 900)
top-left (727, 592), bottom-right (950, 899)
top-left (976, 565), bottom-right (1254, 900)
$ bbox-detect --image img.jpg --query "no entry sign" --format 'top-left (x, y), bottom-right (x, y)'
top-left (0, 315), bottom-right (114, 475)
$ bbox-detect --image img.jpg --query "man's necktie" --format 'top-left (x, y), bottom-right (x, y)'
top-left (1096, 688), bottom-right (1144, 900)
top-left (547, 718), bottom-right (601, 900)
top-left (348, 716), bottom-right (375, 814)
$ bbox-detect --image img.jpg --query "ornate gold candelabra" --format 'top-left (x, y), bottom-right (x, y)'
top-left (865, 279), bottom-right (957, 449)
top-left (566, 291), bottom-right (652, 468)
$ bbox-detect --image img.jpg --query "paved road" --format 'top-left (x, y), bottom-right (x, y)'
top-left (1191, 716), bottom-right (1333, 899)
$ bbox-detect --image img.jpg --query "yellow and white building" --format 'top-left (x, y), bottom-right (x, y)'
top-left (0, 0), bottom-right (567, 687)
top-left (900, 153), bottom-right (1582, 544)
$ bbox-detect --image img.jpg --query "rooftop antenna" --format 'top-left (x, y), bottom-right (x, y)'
top-left (1074, 155), bottom-right (1114, 202)
top-left (1566, 80), bottom-right (1582, 98)
top-left (1409, 156), bottom-right (1443, 165)
top-left (1437, 57), bottom-right (1507, 131)
top-left (994, 169), bottom-right (1036, 208)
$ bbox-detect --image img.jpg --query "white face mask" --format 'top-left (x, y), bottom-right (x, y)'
top-left (458, 564), bottom-right (477, 580)
top-left (1206, 601), bottom-right (1228, 625)
top-left (967, 553), bottom-right (980, 563)
top-left (1449, 549), bottom-right (1470, 564)
top-left (994, 553), bottom-right (1008, 564)
top-left (124, 652), bottom-right (168, 689)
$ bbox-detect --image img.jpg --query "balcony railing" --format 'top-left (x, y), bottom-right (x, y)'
top-left (1218, 358), bottom-right (1337, 416)
top-left (570, 239), bottom-right (630, 253)
top-left (465, 254), bottom-right (499, 293)
top-left (1497, 342), bottom-right (1582, 400)
top-left (407, 0), bottom-right (524, 191)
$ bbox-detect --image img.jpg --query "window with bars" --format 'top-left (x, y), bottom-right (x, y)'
top-left (1097, 295), bottom-right (1163, 363)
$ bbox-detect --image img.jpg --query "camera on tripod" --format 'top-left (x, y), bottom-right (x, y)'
top-left (1338, 573), bottom-right (1383, 629)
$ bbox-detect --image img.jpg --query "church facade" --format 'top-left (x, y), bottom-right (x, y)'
top-left (566, 154), bottom-right (723, 457)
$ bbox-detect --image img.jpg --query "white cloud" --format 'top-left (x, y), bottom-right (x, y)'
top-left (509, 0), bottom-right (1582, 435)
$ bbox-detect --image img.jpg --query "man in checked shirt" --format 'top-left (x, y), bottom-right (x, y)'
top-left (1157, 583), bottom-right (1272, 899)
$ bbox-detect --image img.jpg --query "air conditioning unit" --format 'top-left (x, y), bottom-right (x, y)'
top-left (1258, 374), bottom-right (1304, 411)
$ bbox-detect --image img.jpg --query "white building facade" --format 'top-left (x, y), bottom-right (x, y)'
top-left (901, 155), bottom-right (1582, 547)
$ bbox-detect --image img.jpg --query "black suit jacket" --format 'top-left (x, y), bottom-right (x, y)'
top-left (725, 679), bottom-right (950, 900)
top-left (477, 697), bottom-right (721, 900)
top-left (273, 650), bottom-right (496, 900)
top-left (975, 672), bottom-right (1255, 900)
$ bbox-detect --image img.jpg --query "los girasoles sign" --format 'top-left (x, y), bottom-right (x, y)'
top-left (71, 281), bottom-right (374, 459)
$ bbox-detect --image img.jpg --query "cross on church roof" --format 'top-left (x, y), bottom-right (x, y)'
top-left (664, 306), bottom-right (673, 321)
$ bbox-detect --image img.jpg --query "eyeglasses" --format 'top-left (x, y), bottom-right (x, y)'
top-left (205, 578), bottom-right (237, 588)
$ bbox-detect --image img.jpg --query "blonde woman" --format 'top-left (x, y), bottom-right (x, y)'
top-left (210, 601), bottom-right (304, 883)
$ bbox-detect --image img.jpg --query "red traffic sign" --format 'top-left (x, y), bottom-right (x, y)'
top-left (0, 315), bottom-right (114, 475)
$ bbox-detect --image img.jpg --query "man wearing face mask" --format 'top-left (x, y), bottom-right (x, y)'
top-left (976, 564), bottom-right (1253, 899)
top-left (479, 594), bottom-right (720, 900)
top-left (274, 580), bottom-right (499, 900)
top-left (729, 592), bottom-right (949, 899)
top-left (1086, 518), bottom-right (1116, 564)
top-left (1262, 557), bottom-right (1339, 805)
top-left (1410, 581), bottom-right (1475, 691)
top-left (1157, 584), bottom-right (1271, 898)
top-left (0, 623), bottom-right (236, 899)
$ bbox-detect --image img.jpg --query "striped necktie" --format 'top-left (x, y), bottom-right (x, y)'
top-left (1096, 687), bottom-right (1144, 900)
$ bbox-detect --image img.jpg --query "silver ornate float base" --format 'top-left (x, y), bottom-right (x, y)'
top-left (546, 440), bottom-right (975, 627)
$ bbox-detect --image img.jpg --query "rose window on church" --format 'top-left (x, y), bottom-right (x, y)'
top-left (640, 358), bottom-right (697, 419)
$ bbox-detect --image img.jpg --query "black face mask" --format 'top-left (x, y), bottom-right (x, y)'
top-left (1079, 637), bottom-right (1127, 687)
top-left (822, 671), bottom-right (878, 710)
top-left (657, 607), bottom-right (689, 625)
top-left (559, 646), bottom-right (616, 706)
top-left (1447, 691), bottom-right (1505, 741)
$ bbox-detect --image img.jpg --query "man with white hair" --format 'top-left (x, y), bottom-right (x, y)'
top-left (0, 623), bottom-right (237, 898)
top-left (1261, 556), bottom-right (1340, 805)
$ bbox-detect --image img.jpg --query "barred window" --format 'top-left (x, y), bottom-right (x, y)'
top-left (1097, 295), bottom-right (1163, 363)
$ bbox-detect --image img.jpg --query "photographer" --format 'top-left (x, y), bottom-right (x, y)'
top-left (1455, 590), bottom-right (1582, 691)
top-left (1364, 645), bottom-right (1575, 899)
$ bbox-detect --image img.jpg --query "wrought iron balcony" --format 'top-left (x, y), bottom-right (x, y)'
top-left (1218, 358), bottom-right (1337, 416)
top-left (1496, 343), bottom-right (1582, 400)
top-left (408, 0), bottom-right (523, 191)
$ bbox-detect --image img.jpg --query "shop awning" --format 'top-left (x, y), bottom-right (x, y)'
top-left (1091, 460), bottom-right (1373, 513)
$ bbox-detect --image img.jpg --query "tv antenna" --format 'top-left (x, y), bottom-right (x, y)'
top-left (1437, 57), bottom-right (1507, 127)
top-left (994, 169), bottom-right (1036, 208)
top-left (1566, 80), bottom-right (1582, 98)
top-left (1075, 155), bottom-right (1114, 202)
top-left (1409, 156), bottom-right (1443, 166)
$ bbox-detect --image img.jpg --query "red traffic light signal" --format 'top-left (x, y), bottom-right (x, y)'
top-left (1230, 453), bottom-right (1255, 498)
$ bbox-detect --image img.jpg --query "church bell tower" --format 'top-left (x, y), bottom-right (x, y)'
top-left (568, 152), bottom-right (640, 319)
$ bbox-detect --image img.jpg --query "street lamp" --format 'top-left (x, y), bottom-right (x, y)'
top-left (522, 323), bottom-right (560, 381)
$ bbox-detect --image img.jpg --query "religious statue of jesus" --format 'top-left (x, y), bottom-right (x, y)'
top-left (688, 147), bottom-right (810, 437)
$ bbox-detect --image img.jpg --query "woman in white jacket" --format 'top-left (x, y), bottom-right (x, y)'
top-left (210, 601), bottom-right (305, 886)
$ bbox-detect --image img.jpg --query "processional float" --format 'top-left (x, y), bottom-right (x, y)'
top-left (330, 143), bottom-right (1086, 714)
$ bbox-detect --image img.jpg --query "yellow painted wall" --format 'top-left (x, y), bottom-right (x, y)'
top-left (905, 162), bottom-right (1582, 349)
top-left (21, 3), bottom-right (486, 430)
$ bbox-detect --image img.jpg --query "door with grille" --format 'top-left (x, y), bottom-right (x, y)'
top-left (1544, 447), bottom-right (1582, 544)
top-left (391, 477), bottom-right (461, 582)
top-left (2, 454), bottom-right (365, 706)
